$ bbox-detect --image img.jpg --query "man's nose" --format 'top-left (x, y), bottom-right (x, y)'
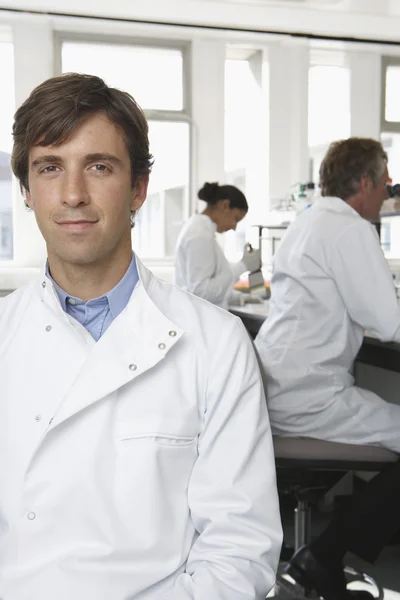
top-left (62, 172), bottom-right (89, 207)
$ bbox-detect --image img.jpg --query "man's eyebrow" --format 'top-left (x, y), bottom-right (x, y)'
top-left (85, 153), bottom-right (124, 166)
top-left (30, 153), bottom-right (125, 169)
top-left (31, 155), bottom-right (62, 168)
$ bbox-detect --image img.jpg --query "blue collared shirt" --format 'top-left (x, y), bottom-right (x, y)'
top-left (47, 256), bottom-right (139, 341)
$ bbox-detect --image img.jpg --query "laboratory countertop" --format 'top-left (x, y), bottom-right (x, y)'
top-left (229, 302), bottom-right (400, 373)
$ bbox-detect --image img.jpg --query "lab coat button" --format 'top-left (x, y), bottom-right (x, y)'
top-left (169, 330), bottom-right (177, 337)
top-left (27, 512), bottom-right (36, 520)
top-left (41, 281), bottom-right (46, 288)
top-left (129, 364), bottom-right (137, 371)
top-left (158, 343), bottom-right (166, 350)
top-left (35, 415), bottom-right (41, 422)
top-left (45, 325), bottom-right (52, 332)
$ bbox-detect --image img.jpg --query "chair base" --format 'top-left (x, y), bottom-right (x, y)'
top-left (344, 566), bottom-right (383, 600)
top-left (273, 564), bottom-right (384, 600)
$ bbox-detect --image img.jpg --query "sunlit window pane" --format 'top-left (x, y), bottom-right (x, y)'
top-left (308, 66), bottom-right (351, 147)
top-left (134, 121), bottom-right (190, 258)
top-left (308, 65), bottom-right (351, 184)
top-left (381, 132), bottom-right (400, 184)
top-left (385, 66), bottom-right (400, 122)
top-left (224, 56), bottom-right (268, 261)
top-left (0, 41), bottom-right (14, 260)
top-left (380, 132), bottom-right (400, 260)
top-left (62, 41), bottom-right (184, 111)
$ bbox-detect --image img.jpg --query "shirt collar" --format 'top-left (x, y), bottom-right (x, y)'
top-left (46, 255), bottom-right (139, 319)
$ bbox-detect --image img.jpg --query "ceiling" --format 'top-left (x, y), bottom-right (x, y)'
top-left (214, 0), bottom-right (342, 4)
top-left (2, 0), bottom-right (400, 41)
top-left (210, 0), bottom-right (400, 18)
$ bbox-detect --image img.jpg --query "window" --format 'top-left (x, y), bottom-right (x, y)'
top-left (224, 50), bottom-right (268, 261)
top-left (0, 38), bottom-right (14, 260)
top-left (381, 132), bottom-right (400, 184)
top-left (308, 64), bottom-right (351, 184)
top-left (134, 121), bottom-right (190, 258)
top-left (380, 221), bottom-right (391, 253)
top-left (381, 57), bottom-right (400, 260)
top-left (381, 58), bottom-right (400, 186)
top-left (59, 37), bottom-right (190, 259)
top-left (61, 41), bottom-right (184, 111)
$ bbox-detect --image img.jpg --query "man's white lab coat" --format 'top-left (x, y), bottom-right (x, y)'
top-left (0, 257), bottom-right (282, 600)
top-left (255, 197), bottom-right (400, 453)
top-left (174, 214), bottom-right (245, 308)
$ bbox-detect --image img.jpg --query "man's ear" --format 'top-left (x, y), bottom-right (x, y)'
top-left (25, 190), bottom-right (33, 209)
top-left (131, 176), bottom-right (149, 212)
top-left (360, 174), bottom-right (373, 194)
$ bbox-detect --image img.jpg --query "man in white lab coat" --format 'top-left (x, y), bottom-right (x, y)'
top-left (255, 138), bottom-right (400, 600)
top-left (0, 73), bottom-right (282, 600)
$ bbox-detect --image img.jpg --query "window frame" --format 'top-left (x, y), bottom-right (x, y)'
top-left (381, 55), bottom-right (400, 133)
top-left (54, 31), bottom-right (192, 118)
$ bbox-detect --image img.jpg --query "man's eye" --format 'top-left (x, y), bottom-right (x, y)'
top-left (41, 166), bottom-right (58, 173)
top-left (92, 164), bottom-right (108, 172)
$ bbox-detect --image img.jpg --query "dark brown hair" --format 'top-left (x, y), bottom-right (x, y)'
top-left (12, 73), bottom-right (153, 193)
top-left (198, 182), bottom-right (248, 211)
top-left (319, 137), bottom-right (388, 200)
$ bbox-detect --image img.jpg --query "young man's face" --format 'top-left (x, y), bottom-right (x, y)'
top-left (26, 112), bottom-right (148, 268)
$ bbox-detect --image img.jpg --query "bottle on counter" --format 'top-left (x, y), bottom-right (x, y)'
top-left (295, 182), bottom-right (317, 215)
top-left (295, 184), bottom-right (308, 215)
top-left (305, 182), bottom-right (316, 206)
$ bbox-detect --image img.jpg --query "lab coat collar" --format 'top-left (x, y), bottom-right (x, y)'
top-left (314, 196), bottom-right (362, 219)
top-left (35, 256), bottom-right (184, 427)
top-left (196, 213), bottom-right (218, 233)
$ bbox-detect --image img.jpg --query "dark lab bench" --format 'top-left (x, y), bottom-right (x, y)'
top-left (230, 305), bottom-right (400, 374)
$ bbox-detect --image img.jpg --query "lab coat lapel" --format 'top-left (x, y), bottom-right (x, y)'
top-left (50, 266), bottom-right (184, 428)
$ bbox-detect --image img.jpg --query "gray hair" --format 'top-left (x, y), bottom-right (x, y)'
top-left (319, 138), bottom-right (388, 199)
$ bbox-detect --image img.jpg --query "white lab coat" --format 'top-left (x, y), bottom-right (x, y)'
top-left (255, 197), bottom-right (400, 453)
top-left (174, 214), bottom-right (246, 308)
top-left (0, 256), bottom-right (282, 600)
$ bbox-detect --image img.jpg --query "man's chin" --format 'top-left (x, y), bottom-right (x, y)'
top-left (51, 249), bottom-right (102, 267)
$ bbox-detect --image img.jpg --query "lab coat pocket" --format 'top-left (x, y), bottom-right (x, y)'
top-left (116, 419), bottom-right (198, 447)
top-left (114, 420), bottom-right (198, 555)
top-left (120, 432), bottom-right (196, 447)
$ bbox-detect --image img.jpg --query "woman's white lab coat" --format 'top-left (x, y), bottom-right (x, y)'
top-left (0, 257), bottom-right (281, 600)
top-left (175, 214), bottom-right (245, 307)
top-left (255, 196), bottom-right (400, 453)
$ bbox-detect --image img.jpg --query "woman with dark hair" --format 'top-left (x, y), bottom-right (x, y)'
top-left (174, 182), bottom-right (260, 307)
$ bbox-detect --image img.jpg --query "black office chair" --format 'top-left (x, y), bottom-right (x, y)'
top-left (273, 436), bottom-right (398, 600)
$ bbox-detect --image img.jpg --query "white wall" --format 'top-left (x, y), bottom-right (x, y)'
top-left (191, 39), bottom-right (226, 195)
top-left (349, 51), bottom-right (381, 139)
top-left (268, 42), bottom-right (309, 200)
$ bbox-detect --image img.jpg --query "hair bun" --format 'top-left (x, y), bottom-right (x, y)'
top-left (198, 182), bottom-right (220, 204)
